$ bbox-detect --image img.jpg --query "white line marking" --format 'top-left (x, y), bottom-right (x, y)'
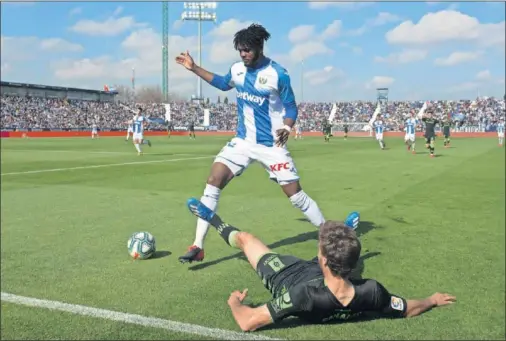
top-left (1, 149), bottom-right (198, 156)
top-left (1, 149), bottom-right (134, 155)
top-left (1, 156), bottom-right (214, 176)
top-left (1, 292), bottom-right (280, 340)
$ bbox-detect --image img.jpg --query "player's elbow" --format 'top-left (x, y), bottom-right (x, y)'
top-left (210, 74), bottom-right (232, 91)
top-left (284, 103), bottom-right (298, 121)
top-left (238, 316), bottom-right (263, 332)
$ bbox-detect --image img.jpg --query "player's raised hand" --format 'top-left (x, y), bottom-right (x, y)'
top-left (430, 292), bottom-right (456, 307)
top-left (175, 50), bottom-right (195, 71)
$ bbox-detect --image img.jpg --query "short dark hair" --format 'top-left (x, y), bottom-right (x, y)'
top-left (319, 221), bottom-right (361, 278)
top-left (233, 24), bottom-right (271, 51)
top-left (137, 107), bottom-right (143, 112)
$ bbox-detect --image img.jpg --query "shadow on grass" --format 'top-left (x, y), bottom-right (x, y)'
top-left (188, 221), bottom-right (382, 272)
top-left (150, 250), bottom-right (172, 259)
top-left (256, 309), bottom-right (387, 332)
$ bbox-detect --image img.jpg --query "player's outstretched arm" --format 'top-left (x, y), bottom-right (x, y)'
top-left (227, 290), bottom-right (273, 332)
top-left (175, 51), bottom-right (233, 92)
top-left (405, 292), bottom-right (456, 317)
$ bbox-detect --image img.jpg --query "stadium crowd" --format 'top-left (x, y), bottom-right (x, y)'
top-left (1, 93), bottom-right (504, 132)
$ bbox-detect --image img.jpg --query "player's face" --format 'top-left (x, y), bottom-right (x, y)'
top-left (237, 44), bottom-right (259, 66)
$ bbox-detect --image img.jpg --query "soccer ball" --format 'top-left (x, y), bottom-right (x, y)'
top-left (127, 232), bottom-right (156, 260)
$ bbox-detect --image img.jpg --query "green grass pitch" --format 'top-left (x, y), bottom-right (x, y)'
top-left (1, 135), bottom-right (504, 340)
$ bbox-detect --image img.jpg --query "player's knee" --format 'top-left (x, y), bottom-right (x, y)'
top-left (281, 181), bottom-right (301, 197)
top-left (207, 163), bottom-right (234, 189)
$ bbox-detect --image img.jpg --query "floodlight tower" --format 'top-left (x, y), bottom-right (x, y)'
top-left (162, 2), bottom-right (169, 102)
top-left (181, 2), bottom-right (217, 104)
top-left (376, 87), bottom-right (389, 114)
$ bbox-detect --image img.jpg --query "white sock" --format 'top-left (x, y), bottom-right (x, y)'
top-left (134, 144), bottom-right (141, 152)
top-left (193, 184), bottom-right (221, 249)
top-left (289, 190), bottom-right (325, 227)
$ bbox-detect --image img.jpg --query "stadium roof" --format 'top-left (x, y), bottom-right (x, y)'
top-left (0, 81), bottom-right (112, 95)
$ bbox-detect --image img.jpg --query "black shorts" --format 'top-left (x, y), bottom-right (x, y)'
top-left (256, 253), bottom-right (305, 297)
top-left (443, 128), bottom-right (450, 137)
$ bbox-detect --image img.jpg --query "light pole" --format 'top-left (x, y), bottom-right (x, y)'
top-left (181, 2), bottom-right (217, 104)
top-left (301, 59), bottom-right (304, 103)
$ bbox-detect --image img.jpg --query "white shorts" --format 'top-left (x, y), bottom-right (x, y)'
top-left (127, 127), bottom-right (133, 133)
top-left (133, 133), bottom-right (143, 141)
top-left (498, 132), bottom-right (504, 138)
top-left (215, 137), bottom-right (299, 186)
top-left (404, 133), bottom-right (415, 141)
top-left (375, 133), bottom-right (383, 140)
top-left (92, 129), bottom-right (97, 134)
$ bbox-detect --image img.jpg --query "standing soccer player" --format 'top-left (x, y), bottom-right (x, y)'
top-left (125, 107), bottom-right (152, 155)
top-left (295, 125), bottom-right (302, 140)
top-left (497, 118), bottom-right (505, 147)
top-left (323, 120), bottom-right (332, 142)
top-left (126, 120), bottom-right (134, 141)
top-left (418, 109), bottom-right (439, 158)
top-left (404, 114), bottom-right (417, 153)
top-left (442, 118), bottom-right (452, 148)
top-left (166, 120), bottom-right (173, 138)
top-left (188, 121), bottom-right (196, 139)
top-left (91, 123), bottom-right (99, 139)
top-left (175, 24), bottom-right (326, 263)
top-left (372, 116), bottom-right (386, 150)
top-left (343, 123), bottom-right (349, 140)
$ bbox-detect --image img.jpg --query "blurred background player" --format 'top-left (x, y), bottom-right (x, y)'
top-left (442, 118), bottom-right (452, 148)
top-left (323, 120), bottom-right (332, 142)
top-left (175, 24), bottom-right (326, 263)
top-left (166, 120), bottom-right (173, 138)
top-left (188, 120), bottom-right (196, 139)
top-left (124, 106), bottom-right (152, 155)
top-left (497, 118), bottom-right (505, 146)
top-left (91, 123), bottom-right (99, 139)
top-left (416, 103), bottom-right (439, 158)
top-left (404, 113), bottom-right (417, 154)
top-left (295, 125), bottom-right (302, 140)
top-left (186, 197), bottom-right (456, 332)
top-left (125, 120), bottom-right (133, 141)
top-left (343, 123), bottom-right (349, 140)
top-left (372, 115), bottom-right (386, 150)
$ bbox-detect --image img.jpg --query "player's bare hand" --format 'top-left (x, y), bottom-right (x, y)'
top-left (430, 292), bottom-right (456, 307)
top-left (228, 289), bottom-right (248, 305)
top-left (175, 50), bottom-right (195, 71)
top-left (275, 128), bottom-right (290, 147)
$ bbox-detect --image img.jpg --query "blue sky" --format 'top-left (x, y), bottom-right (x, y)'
top-left (1, 1), bottom-right (504, 101)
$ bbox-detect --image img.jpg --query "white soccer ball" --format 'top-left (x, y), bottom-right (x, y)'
top-left (127, 232), bottom-right (156, 260)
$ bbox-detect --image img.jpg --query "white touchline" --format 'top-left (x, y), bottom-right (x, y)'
top-left (1, 150), bottom-right (199, 156)
top-left (1, 149), bottom-right (136, 155)
top-left (1, 292), bottom-right (281, 340)
top-left (1, 156), bottom-right (214, 176)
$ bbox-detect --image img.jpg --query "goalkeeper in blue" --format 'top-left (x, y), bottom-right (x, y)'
top-left (185, 198), bottom-right (456, 332)
top-left (175, 24), bottom-right (325, 264)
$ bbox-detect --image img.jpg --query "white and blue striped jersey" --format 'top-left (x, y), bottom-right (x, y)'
top-left (132, 115), bottom-right (145, 134)
top-left (374, 120), bottom-right (385, 134)
top-left (209, 58), bottom-right (297, 147)
top-left (405, 118), bottom-right (416, 134)
top-left (497, 122), bottom-right (505, 133)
